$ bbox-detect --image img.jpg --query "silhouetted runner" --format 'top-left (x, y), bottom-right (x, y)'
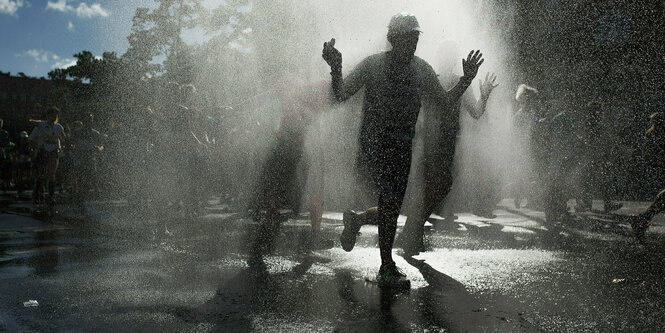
top-left (29, 107), bottom-right (66, 207)
top-left (574, 101), bottom-right (623, 213)
top-left (322, 13), bottom-right (484, 288)
top-left (632, 111), bottom-right (665, 242)
top-left (399, 40), bottom-right (498, 256)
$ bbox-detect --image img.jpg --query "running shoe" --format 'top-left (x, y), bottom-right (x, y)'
top-left (376, 262), bottom-right (410, 289)
top-left (396, 228), bottom-right (425, 257)
top-left (401, 240), bottom-right (425, 257)
top-left (576, 200), bottom-right (591, 212)
top-left (630, 214), bottom-right (649, 243)
top-left (603, 201), bottom-right (623, 213)
top-left (340, 210), bottom-right (361, 252)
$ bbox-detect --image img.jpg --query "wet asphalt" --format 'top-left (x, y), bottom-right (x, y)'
top-left (1, 194), bottom-right (665, 332)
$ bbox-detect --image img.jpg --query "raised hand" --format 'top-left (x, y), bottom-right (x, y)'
top-left (479, 72), bottom-right (498, 99)
top-left (462, 50), bottom-right (484, 79)
top-left (322, 38), bottom-right (342, 70)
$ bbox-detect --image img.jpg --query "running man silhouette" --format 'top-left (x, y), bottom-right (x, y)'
top-left (322, 13), bottom-right (484, 287)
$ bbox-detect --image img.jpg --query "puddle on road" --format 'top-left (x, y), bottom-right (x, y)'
top-left (253, 247), bottom-right (562, 291)
top-left (251, 315), bottom-right (335, 332)
top-left (224, 246), bottom-right (563, 293)
top-left (0, 225), bottom-right (75, 280)
top-left (0, 265), bottom-right (33, 279)
top-left (569, 228), bottom-right (629, 241)
top-left (500, 226), bottom-right (537, 234)
top-left (415, 248), bottom-right (562, 293)
top-left (5, 245), bottom-right (71, 256)
top-left (259, 256), bottom-right (300, 274)
top-left (307, 248), bottom-right (427, 287)
top-left (0, 245), bottom-right (72, 279)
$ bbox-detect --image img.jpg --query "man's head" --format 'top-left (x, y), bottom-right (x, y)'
top-left (387, 13), bottom-right (422, 62)
top-left (515, 84), bottom-right (539, 106)
top-left (72, 121), bottom-right (83, 131)
top-left (33, 103), bottom-right (42, 118)
top-left (46, 106), bottom-right (60, 123)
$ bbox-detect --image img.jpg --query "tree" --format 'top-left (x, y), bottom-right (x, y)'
top-left (123, 0), bottom-right (206, 82)
top-left (46, 50), bottom-right (132, 124)
top-left (47, 69), bottom-right (68, 81)
top-left (44, 0), bottom-right (254, 129)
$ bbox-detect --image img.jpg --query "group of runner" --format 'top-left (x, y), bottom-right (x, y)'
top-left (0, 12), bottom-right (662, 289)
top-left (510, 89), bottom-right (616, 224)
top-left (322, 13), bottom-right (665, 288)
top-left (0, 83), bottom-right (223, 216)
top-left (322, 13), bottom-right (490, 287)
top-left (0, 107), bottom-right (103, 209)
top-left (633, 112), bottom-right (665, 242)
top-left (120, 82), bottom-right (222, 217)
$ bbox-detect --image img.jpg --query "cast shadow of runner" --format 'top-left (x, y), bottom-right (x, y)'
top-left (333, 270), bottom-right (412, 333)
top-left (331, 256), bottom-right (523, 332)
top-left (173, 214), bottom-right (333, 332)
top-left (173, 254), bottom-right (322, 332)
top-left (402, 255), bottom-right (520, 332)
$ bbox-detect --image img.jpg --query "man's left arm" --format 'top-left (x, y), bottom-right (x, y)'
top-left (467, 72), bottom-right (498, 119)
top-left (424, 50), bottom-right (484, 117)
top-left (59, 125), bottom-right (67, 143)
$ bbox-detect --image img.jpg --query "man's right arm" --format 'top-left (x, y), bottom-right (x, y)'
top-left (330, 61), bottom-right (368, 103)
top-left (446, 50), bottom-right (484, 107)
top-left (323, 38), bottom-right (366, 103)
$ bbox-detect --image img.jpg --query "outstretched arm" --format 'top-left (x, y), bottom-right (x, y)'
top-left (450, 50), bottom-right (484, 103)
top-left (467, 72), bottom-right (498, 119)
top-left (59, 126), bottom-right (67, 142)
top-left (322, 38), bottom-right (366, 103)
top-left (425, 50), bottom-right (484, 117)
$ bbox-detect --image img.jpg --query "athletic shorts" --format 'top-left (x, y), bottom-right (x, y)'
top-left (356, 138), bottom-right (413, 206)
top-left (34, 150), bottom-right (59, 165)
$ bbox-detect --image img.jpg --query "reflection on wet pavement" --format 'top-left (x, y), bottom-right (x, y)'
top-left (415, 248), bottom-right (561, 292)
top-left (1, 197), bottom-right (665, 331)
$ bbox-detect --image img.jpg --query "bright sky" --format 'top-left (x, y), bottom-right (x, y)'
top-left (0, 0), bottom-right (166, 78)
top-left (2, 0), bottom-right (499, 79)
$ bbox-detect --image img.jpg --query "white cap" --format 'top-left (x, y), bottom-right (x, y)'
top-left (387, 13), bottom-right (422, 37)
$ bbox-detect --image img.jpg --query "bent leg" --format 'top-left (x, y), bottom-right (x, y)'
top-left (643, 189), bottom-right (665, 222)
top-left (357, 206), bottom-right (379, 225)
top-left (403, 174), bottom-right (451, 230)
top-left (632, 188), bottom-right (665, 242)
top-left (400, 159), bottom-right (453, 251)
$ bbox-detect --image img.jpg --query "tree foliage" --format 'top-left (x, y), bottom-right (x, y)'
top-left (44, 0), bottom-right (257, 124)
